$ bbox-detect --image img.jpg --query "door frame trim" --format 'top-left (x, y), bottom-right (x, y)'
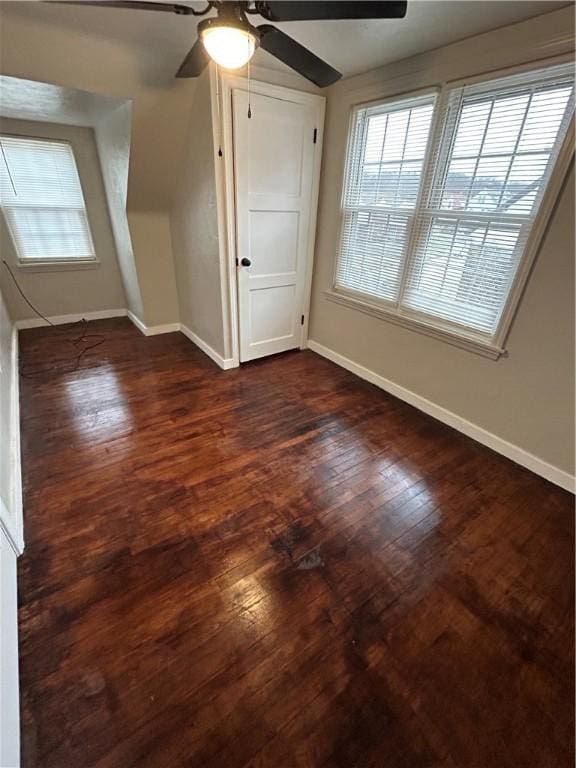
top-left (214, 70), bottom-right (326, 367)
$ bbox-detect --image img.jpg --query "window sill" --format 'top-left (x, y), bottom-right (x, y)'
top-left (16, 260), bottom-right (100, 273)
top-left (324, 289), bottom-right (507, 360)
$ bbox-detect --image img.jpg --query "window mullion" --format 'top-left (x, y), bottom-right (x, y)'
top-left (397, 91), bottom-right (448, 310)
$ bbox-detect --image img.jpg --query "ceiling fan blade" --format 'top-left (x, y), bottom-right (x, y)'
top-left (255, 1), bottom-right (407, 22)
top-left (176, 38), bottom-right (210, 77)
top-left (257, 25), bottom-right (341, 88)
top-left (48, 1), bottom-right (198, 14)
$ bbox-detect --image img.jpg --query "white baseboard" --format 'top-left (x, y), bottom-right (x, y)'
top-left (179, 324), bottom-right (235, 370)
top-left (145, 323), bottom-right (181, 336)
top-left (15, 307), bottom-right (180, 337)
top-left (15, 308), bottom-right (127, 330)
top-left (129, 316), bottom-right (235, 369)
top-left (308, 340), bottom-right (575, 494)
top-left (127, 310), bottom-right (146, 335)
top-left (127, 311), bottom-right (180, 337)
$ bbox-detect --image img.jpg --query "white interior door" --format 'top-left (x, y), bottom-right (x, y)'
top-left (233, 86), bottom-right (321, 362)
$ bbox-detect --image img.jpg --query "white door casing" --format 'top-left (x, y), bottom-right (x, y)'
top-left (231, 84), bottom-right (324, 362)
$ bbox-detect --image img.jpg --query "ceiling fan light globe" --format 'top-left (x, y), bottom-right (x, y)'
top-left (201, 26), bottom-right (257, 69)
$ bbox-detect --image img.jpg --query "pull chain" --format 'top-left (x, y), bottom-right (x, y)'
top-left (215, 64), bottom-right (223, 157)
top-left (0, 139), bottom-right (17, 196)
top-left (247, 38), bottom-right (252, 119)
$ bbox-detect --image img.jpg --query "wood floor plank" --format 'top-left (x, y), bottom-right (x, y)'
top-left (17, 319), bottom-right (574, 768)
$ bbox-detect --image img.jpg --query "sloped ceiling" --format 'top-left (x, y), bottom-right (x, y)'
top-left (0, 75), bottom-right (124, 125)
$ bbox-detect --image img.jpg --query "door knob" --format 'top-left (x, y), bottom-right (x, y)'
top-left (241, 257), bottom-right (251, 267)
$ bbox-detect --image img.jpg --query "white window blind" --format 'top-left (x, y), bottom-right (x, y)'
top-left (0, 135), bottom-right (95, 263)
top-left (404, 63), bottom-right (575, 335)
top-left (335, 62), bottom-right (575, 349)
top-left (336, 94), bottom-right (436, 302)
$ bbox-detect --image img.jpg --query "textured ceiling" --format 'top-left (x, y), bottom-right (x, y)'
top-left (0, 76), bottom-right (126, 125)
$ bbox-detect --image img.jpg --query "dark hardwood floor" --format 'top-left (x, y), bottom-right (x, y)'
top-left (17, 318), bottom-right (574, 768)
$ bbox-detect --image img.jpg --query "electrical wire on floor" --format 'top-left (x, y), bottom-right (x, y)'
top-left (2, 259), bottom-right (107, 378)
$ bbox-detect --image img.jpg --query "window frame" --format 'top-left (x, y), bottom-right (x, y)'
top-left (0, 134), bottom-right (99, 271)
top-left (329, 59), bottom-right (575, 360)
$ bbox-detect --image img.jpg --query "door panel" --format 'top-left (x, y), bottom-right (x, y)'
top-left (233, 88), bottom-right (318, 362)
top-left (249, 210), bottom-right (299, 276)
top-left (251, 284), bottom-right (296, 342)
top-left (249, 110), bottom-right (305, 197)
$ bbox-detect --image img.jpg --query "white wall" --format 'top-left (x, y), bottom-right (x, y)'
top-left (0, 527), bottom-right (20, 768)
top-left (170, 70), bottom-right (224, 356)
top-left (94, 102), bottom-right (145, 322)
top-left (0, 285), bottom-right (22, 550)
top-left (129, 210), bottom-right (180, 328)
top-left (0, 117), bottom-right (127, 322)
top-left (246, 64), bottom-right (323, 96)
top-left (0, 285), bottom-right (21, 768)
top-left (309, 7), bottom-right (575, 481)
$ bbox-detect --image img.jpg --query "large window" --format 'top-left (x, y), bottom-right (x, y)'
top-left (0, 135), bottom-right (95, 265)
top-left (335, 62), bottom-right (574, 353)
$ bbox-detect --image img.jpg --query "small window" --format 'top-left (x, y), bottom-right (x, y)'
top-left (0, 135), bottom-right (96, 265)
top-left (335, 62), bottom-right (575, 352)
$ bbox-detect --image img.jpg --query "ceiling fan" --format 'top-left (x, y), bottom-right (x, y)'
top-left (52, 1), bottom-right (408, 87)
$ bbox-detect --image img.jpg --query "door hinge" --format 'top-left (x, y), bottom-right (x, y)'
top-left (313, 128), bottom-right (317, 144)
top-left (301, 314), bottom-right (305, 325)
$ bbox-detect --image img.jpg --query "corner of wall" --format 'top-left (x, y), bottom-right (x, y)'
top-left (0, 291), bottom-right (22, 768)
top-left (0, 294), bottom-right (23, 554)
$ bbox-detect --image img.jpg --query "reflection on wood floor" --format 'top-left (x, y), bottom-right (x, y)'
top-left (17, 318), bottom-right (574, 768)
